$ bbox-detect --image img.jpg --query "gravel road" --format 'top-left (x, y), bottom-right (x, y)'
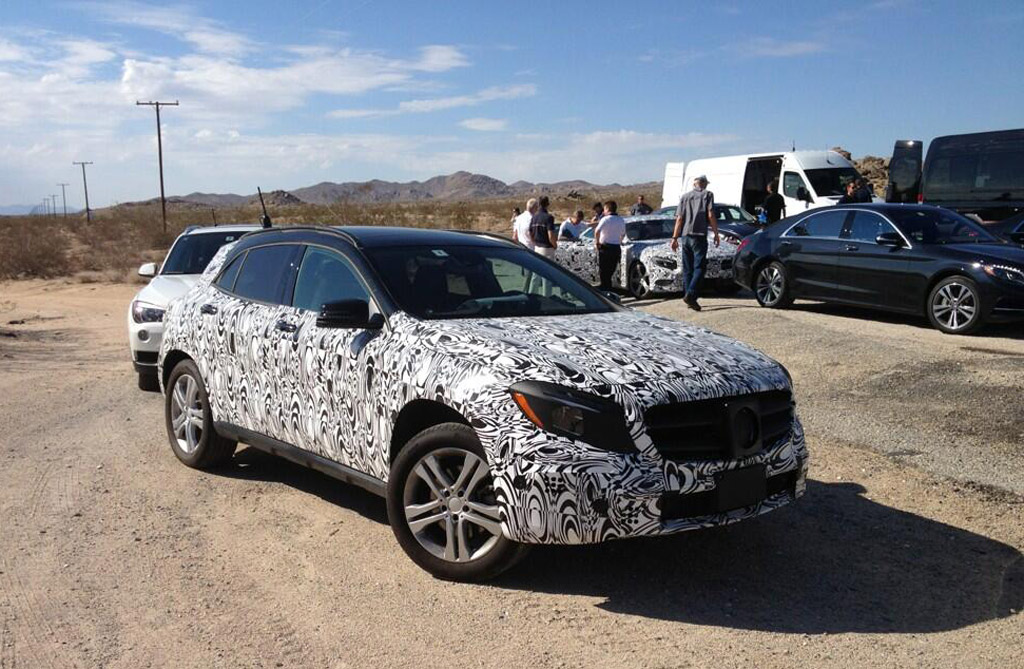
top-left (0, 280), bottom-right (1021, 668)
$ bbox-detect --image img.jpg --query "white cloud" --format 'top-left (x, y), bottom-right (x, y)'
top-left (83, 1), bottom-right (255, 56)
top-left (460, 118), bottom-right (507, 132)
top-left (329, 84), bottom-right (537, 119)
top-left (0, 38), bottom-right (30, 62)
top-left (741, 38), bottom-right (825, 58)
top-left (412, 45), bottom-right (470, 72)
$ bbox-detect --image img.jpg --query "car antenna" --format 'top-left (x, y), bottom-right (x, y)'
top-left (211, 208), bottom-right (217, 226)
top-left (257, 187), bottom-right (272, 228)
top-left (825, 145), bottom-right (833, 165)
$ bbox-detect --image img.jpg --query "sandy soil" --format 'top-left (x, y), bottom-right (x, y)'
top-left (0, 279), bottom-right (1021, 669)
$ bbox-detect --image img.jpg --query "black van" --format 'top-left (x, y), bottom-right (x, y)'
top-left (886, 129), bottom-right (1024, 222)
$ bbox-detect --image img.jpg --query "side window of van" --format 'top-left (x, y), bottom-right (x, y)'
top-left (783, 172), bottom-right (808, 198)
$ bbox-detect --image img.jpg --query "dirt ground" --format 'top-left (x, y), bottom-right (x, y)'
top-left (0, 279), bottom-right (1021, 669)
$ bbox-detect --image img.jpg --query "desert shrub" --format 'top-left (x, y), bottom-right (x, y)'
top-left (0, 217), bottom-right (72, 278)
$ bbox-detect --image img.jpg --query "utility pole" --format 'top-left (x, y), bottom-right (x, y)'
top-left (58, 183), bottom-right (70, 218)
top-left (73, 161), bottom-right (93, 222)
top-left (136, 100), bottom-right (179, 234)
top-left (50, 193), bottom-right (59, 218)
top-left (42, 198), bottom-right (49, 216)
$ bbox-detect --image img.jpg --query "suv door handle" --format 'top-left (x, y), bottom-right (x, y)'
top-left (844, 244), bottom-right (859, 251)
top-left (275, 320), bottom-right (297, 333)
top-left (199, 304), bottom-right (218, 315)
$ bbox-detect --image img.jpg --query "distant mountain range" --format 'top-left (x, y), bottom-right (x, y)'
top-left (0, 204), bottom-right (81, 216)
top-left (113, 171), bottom-right (658, 210)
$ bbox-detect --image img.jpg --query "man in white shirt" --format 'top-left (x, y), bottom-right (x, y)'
top-left (594, 200), bottom-right (626, 290)
top-left (558, 209), bottom-right (588, 240)
top-left (512, 198), bottom-right (537, 247)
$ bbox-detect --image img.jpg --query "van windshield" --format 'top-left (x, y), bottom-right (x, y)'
top-left (923, 134), bottom-right (1024, 203)
top-left (804, 168), bottom-right (861, 197)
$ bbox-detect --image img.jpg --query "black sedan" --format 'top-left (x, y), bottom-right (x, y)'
top-left (734, 204), bottom-right (1024, 334)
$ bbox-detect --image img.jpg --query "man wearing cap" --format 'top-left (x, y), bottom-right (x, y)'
top-left (671, 175), bottom-right (719, 311)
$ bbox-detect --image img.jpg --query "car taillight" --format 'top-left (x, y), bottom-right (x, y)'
top-left (736, 238), bottom-right (752, 253)
top-left (917, 193), bottom-right (924, 204)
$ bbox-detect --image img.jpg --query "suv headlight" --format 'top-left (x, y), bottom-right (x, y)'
top-left (981, 264), bottom-right (1024, 285)
top-left (509, 381), bottom-right (636, 454)
top-left (131, 300), bottom-right (165, 323)
top-left (652, 257), bottom-right (678, 270)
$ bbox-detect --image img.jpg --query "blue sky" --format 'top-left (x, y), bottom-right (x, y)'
top-left (1, 0), bottom-right (1022, 208)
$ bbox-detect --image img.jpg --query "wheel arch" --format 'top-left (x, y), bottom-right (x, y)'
top-left (161, 349), bottom-right (192, 389)
top-left (390, 399), bottom-right (471, 464)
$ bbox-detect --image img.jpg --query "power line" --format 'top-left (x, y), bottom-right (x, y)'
top-left (72, 161), bottom-right (93, 222)
top-left (136, 100), bottom-right (179, 234)
top-left (57, 183), bottom-right (70, 218)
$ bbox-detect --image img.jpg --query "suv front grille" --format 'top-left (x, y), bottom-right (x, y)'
top-left (644, 389), bottom-right (793, 462)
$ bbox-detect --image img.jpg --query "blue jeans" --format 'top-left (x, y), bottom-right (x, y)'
top-left (681, 234), bottom-right (707, 297)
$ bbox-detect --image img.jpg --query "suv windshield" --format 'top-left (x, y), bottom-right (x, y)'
top-left (805, 168), bottom-right (861, 197)
top-left (162, 231), bottom-right (246, 275)
top-left (365, 245), bottom-right (615, 320)
top-left (888, 208), bottom-right (1000, 245)
top-left (625, 219), bottom-right (674, 240)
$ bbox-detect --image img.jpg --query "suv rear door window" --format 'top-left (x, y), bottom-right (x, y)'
top-left (231, 244), bottom-right (302, 304)
top-left (215, 252), bottom-right (245, 292)
top-left (292, 247), bottom-right (370, 312)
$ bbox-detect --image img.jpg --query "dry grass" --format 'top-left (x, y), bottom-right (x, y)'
top-left (0, 187), bottom-right (659, 281)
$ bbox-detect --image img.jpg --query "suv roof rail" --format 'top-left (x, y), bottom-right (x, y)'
top-left (182, 224), bottom-right (200, 234)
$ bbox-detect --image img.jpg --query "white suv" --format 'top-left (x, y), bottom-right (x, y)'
top-left (128, 224), bottom-right (261, 390)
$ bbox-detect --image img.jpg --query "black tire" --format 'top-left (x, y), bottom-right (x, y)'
top-left (386, 422), bottom-right (529, 581)
top-left (164, 359), bottom-right (236, 469)
top-left (927, 275), bottom-right (985, 335)
top-left (754, 261), bottom-right (794, 308)
top-left (627, 261), bottom-right (650, 299)
top-left (137, 371), bottom-right (160, 392)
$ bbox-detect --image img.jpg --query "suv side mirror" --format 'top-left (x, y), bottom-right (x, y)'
top-left (316, 299), bottom-right (384, 329)
top-left (875, 232), bottom-right (904, 247)
top-left (138, 262), bottom-right (158, 278)
top-left (601, 290), bottom-right (621, 304)
top-left (796, 187), bottom-right (813, 203)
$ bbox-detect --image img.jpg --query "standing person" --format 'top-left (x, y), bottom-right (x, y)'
top-left (589, 201), bottom-right (604, 226)
top-left (529, 195), bottom-right (557, 258)
top-left (763, 179), bottom-right (786, 223)
top-left (671, 175), bottom-right (719, 311)
top-left (512, 199), bottom-right (537, 246)
top-left (594, 200), bottom-right (626, 291)
top-left (509, 206), bottom-right (521, 230)
top-left (855, 178), bottom-right (872, 203)
top-left (837, 181), bottom-right (858, 204)
top-left (559, 209), bottom-right (588, 240)
top-left (630, 194), bottom-right (653, 216)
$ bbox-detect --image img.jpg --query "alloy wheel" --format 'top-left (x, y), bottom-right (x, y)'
top-left (931, 281), bottom-right (977, 331)
top-left (402, 447), bottom-right (502, 563)
top-left (170, 373), bottom-right (204, 454)
top-left (629, 262), bottom-right (650, 299)
top-left (756, 266), bottom-right (784, 305)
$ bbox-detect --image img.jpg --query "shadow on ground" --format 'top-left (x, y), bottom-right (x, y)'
top-left (212, 451), bottom-right (1023, 634)
top-left (793, 302), bottom-right (1024, 340)
top-left (496, 480), bottom-right (1023, 634)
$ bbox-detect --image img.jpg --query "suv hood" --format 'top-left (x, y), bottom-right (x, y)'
top-left (134, 274), bottom-right (201, 307)
top-left (406, 309), bottom-right (783, 389)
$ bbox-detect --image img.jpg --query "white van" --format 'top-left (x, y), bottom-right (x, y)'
top-left (661, 151), bottom-right (868, 216)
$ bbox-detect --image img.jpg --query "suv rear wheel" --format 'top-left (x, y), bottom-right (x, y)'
top-left (386, 422), bottom-right (529, 581)
top-left (754, 261), bottom-right (793, 308)
top-left (164, 359), bottom-right (236, 468)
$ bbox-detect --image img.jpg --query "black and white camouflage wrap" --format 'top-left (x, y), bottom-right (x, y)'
top-left (553, 215), bottom-right (741, 296)
top-left (161, 240), bottom-right (808, 545)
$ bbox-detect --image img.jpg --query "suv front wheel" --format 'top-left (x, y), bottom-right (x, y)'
top-left (386, 422), bottom-right (529, 581)
top-left (164, 359), bottom-right (236, 468)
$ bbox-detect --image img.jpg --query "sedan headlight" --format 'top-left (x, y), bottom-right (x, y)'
top-left (510, 381), bottom-right (636, 454)
top-left (652, 257), bottom-right (678, 270)
top-left (131, 300), bottom-right (165, 323)
top-left (981, 264), bottom-right (1024, 285)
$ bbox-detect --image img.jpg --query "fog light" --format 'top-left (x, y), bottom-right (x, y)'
top-left (137, 330), bottom-right (149, 342)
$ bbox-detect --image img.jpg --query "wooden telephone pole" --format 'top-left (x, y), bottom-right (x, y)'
top-left (57, 183), bottom-right (70, 218)
top-left (136, 100), bottom-right (179, 234)
top-left (72, 161), bottom-right (93, 222)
